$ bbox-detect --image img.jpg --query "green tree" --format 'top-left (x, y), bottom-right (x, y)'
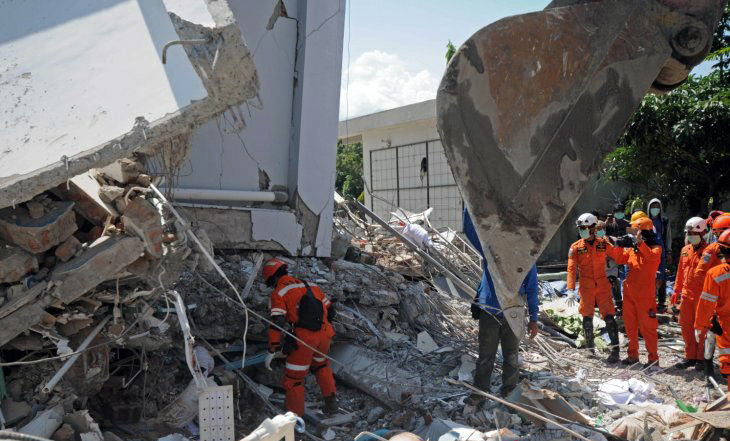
top-left (445, 40), bottom-right (456, 63)
top-left (602, 9), bottom-right (730, 216)
top-left (707, 4), bottom-right (730, 83)
top-left (335, 140), bottom-right (364, 200)
top-left (602, 72), bottom-right (730, 214)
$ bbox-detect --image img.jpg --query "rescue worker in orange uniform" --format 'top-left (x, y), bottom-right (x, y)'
top-left (692, 213), bottom-right (730, 377)
top-left (694, 230), bottom-right (730, 391)
top-left (608, 216), bottom-right (663, 366)
top-left (671, 217), bottom-right (710, 370)
top-left (566, 213), bottom-right (620, 362)
top-left (262, 258), bottom-right (338, 416)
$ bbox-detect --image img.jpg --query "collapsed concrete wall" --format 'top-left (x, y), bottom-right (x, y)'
top-left (0, 0), bottom-right (259, 209)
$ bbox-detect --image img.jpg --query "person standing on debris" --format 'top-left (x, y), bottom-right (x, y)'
top-left (694, 230), bottom-right (730, 390)
top-left (606, 204), bottom-right (630, 316)
top-left (262, 258), bottom-right (338, 416)
top-left (608, 217), bottom-right (663, 367)
top-left (672, 217), bottom-right (710, 371)
top-left (462, 208), bottom-right (539, 403)
top-left (648, 198), bottom-right (672, 313)
top-left (566, 214), bottom-right (621, 362)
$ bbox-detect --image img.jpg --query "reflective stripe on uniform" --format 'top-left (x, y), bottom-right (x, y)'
top-left (265, 261), bottom-right (279, 266)
top-left (313, 356), bottom-right (326, 362)
top-left (278, 283), bottom-right (306, 296)
top-left (271, 308), bottom-right (287, 316)
top-left (323, 298), bottom-right (331, 306)
top-left (718, 348), bottom-right (730, 355)
top-left (715, 273), bottom-right (730, 284)
top-left (285, 362), bottom-right (310, 371)
top-left (700, 292), bottom-right (719, 302)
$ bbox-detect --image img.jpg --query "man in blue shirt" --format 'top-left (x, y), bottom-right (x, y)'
top-left (463, 208), bottom-right (539, 404)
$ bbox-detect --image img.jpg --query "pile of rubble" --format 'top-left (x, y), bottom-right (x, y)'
top-left (3, 183), bottom-right (730, 441)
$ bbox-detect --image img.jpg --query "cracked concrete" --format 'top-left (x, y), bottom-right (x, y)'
top-left (0, 0), bottom-right (259, 209)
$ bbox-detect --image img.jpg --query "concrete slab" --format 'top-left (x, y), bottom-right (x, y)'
top-left (0, 0), bottom-right (259, 208)
top-left (52, 172), bottom-right (119, 226)
top-left (50, 236), bottom-right (144, 303)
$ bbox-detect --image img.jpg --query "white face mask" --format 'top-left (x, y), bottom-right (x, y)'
top-left (687, 234), bottom-right (701, 245)
top-left (650, 207), bottom-right (661, 217)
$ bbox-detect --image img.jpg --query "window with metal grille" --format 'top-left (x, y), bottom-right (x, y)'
top-left (369, 139), bottom-right (463, 231)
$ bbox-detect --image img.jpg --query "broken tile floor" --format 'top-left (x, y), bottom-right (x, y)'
top-left (0, 169), bottom-right (726, 441)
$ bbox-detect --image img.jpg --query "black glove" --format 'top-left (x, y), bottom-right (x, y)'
top-left (712, 316), bottom-right (724, 336)
top-left (282, 333), bottom-right (298, 355)
top-left (327, 301), bottom-right (337, 323)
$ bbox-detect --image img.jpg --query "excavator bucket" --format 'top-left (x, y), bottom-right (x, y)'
top-left (437, 0), bottom-right (727, 337)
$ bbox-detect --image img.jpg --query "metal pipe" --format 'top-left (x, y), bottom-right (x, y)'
top-left (161, 39), bottom-right (209, 64)
top-left (42, 316), bottom-right (111, 394)
top-left (355, 201), bottom-right (477, 295)
top-left (161, 187), bottom-right (288, 203)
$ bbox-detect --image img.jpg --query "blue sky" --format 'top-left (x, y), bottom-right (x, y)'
top-left (339, 0), bottom-right (713, 119)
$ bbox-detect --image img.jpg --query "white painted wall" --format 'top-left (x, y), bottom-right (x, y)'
top-left (172, 0), bottom-right (346, 257)
top-left (0, 0), bottom-right (207, 180)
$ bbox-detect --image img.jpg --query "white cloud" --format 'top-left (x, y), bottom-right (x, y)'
top-left (339, 50), bottom-right (438, 120)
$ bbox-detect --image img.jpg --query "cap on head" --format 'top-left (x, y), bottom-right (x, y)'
top-left (613, 203), bottom-right (624, 212)
top-left (630, 211), bottom-right (648, 223)
top-left (684, 216), bottom-right (708, 234)
top-left (631, 217), bottom-right (654, 231)
top-left (710, 210), bottom-right (724, 220)
top-left (576, 213), bottom-right (598, 227)
top-left (263, 258), bottom-right (287, 283)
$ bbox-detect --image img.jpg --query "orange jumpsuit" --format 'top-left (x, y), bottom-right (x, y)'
top-left (674, 243), bottom-right (709, 361)
top-left (609, 242), bottom-right (662, 361)
top-left (568, 238), bottom-right (615, 318)
top-left (695, 263), bottom-right (730, 388)
top-left (695, 242), bottom-right (724, 284)
top-left (269, 275), bottom-right (336, 416)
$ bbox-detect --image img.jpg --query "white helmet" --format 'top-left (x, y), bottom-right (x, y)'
top-left (576, 213), bottom-right (598, 228)
top-left (685, 216), bottom-right (708, 234)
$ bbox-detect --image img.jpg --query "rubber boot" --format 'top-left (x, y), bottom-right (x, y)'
top-left (323, 394), bottom-right (338, 415)
top-left (582, 317), bottom-right (595, 356)
top-left (605, 315), bottom-right (620, 363)
top-left (705, 359), bottom-right (717, 385)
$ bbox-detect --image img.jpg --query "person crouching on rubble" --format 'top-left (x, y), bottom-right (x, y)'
top-left (462, 208), bottom-right (539, 405)
top-left (672, 217), bottom-right (710, 371)
top-left (607, 216), bottom-right (663, 367)
top-left (262, 258), bottom-right (338, 416)
top-left (566, 214), bottom-right (620, 363)
top-left (694, 230), bottom-right (730, 391)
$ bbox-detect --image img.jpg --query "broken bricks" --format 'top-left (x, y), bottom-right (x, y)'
top-left (0, 201), bottom-right (77, 253)
top-left (122, 197), bottom-right (164, 258)
top-left (0, 243), bottom-right (38, 283)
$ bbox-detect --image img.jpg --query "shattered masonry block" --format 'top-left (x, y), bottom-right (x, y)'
top-left (125, 256), bottom-right (151, 277)
top-left (122, 198), bottom-right (164, 258)
top-left (53, 171), bottom-right (119, 226)
top-left (54, 235), bottom-right (82, 263)
top-left (0, 243), bottom-right (38, 283)
top-left (0, 201), bottom-right (77, 253)
top-left (25, 201), bottom-right (45, 219)
top-left (98, 158), bottom-right (145, 185)
top-left (50, 236), bottom-right (144, 304)
top-left (98, 185), bottom-right (125, 204)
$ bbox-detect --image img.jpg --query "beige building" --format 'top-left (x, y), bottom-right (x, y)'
top-left (338, 99), bottom-right (464, 231)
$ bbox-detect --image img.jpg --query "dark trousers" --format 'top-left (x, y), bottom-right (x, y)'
top-left (473, 311), bottom-right (520, 396)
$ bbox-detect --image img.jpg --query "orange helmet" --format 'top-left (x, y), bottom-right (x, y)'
top-left (631, 211), bottom-right (648, 223)
top-left (712, 214), bottom-right (730, 232)
top-left (631, 217), bottom-right (654, 231)
top-left (718, 229), bottom-right (730, 248)
top-left (263, 258), bottom-right (287, 282)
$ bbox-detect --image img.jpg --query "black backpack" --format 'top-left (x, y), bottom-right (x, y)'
top-left (296, 281), bottom-right (324, 331)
